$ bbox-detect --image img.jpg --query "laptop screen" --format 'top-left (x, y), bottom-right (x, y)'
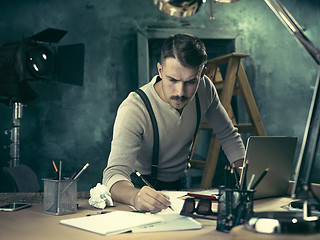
top-left (244, 136), bottom-right (297, 199)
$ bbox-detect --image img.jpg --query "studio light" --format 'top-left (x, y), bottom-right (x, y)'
top-left (27, 45), bottom-right (54, 78)
top-left (0, 28), bottom-right (85, 167)
top-left (0, 28), bottom-right (84, 103)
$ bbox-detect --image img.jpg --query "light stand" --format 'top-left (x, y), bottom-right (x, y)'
top-left (0, 28), bottom-right (84, 192)
top-left (266, 0), bottom-right (320, 207)
top-left (244, 0), bottom-right (320, 234)
top-left (4, 101), bottom-right (24, 167)
top-left (0, 28), bottom-right (84, 169)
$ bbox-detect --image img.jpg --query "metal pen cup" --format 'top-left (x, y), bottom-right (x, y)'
top-left (216, 187), bottom-right (255, 232)
top-left (43, 178), bottom-right (78, 215)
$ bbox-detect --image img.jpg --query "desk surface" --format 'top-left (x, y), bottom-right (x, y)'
top-left (0, 195), bottom-right (314, 240)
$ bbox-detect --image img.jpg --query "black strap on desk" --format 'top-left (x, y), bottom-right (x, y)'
top-left (135, 89), bottom-right (159, 178)
top-left (134, 89), bottom-right (201, 179)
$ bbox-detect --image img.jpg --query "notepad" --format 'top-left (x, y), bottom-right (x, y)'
top-left (132, 214), bottom-right (202, 232)
top-left (60, 211), bottom-right (163, 235)
top-left (159, 191), bottom-right (188, 214)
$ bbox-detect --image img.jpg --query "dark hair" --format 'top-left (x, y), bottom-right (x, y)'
top-left (160, 33), bottom-right (207, 68)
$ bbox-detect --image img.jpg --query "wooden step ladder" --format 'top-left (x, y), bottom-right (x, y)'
top-left (190, 52), bottom-right (266, 188)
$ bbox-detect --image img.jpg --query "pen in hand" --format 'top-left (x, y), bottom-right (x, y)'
top-left (134, 170), bottom-right (153, 188)
top-left (134, 170), bottom-right (174, 211)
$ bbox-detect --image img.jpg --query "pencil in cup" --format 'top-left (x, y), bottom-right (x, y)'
top-left (239, 159), bottom-right (249, 190)
top-left (231, 163), bottom-right (240, 189)
top-left (252, 168), bottom-right (269, 189)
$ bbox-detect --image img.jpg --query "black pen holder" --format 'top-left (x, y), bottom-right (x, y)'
top-left (43, 178), bottom-right (78, 215)
top-left (216, 187), bottom-right (255, 232)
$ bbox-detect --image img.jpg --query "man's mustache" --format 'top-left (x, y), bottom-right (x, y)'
top-left (171, 96), bottom-right (188, 102)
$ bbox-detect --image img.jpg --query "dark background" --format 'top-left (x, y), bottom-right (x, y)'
top-left (0, 0), bottom-right (319, 192)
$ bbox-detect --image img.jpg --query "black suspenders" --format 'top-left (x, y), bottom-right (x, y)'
top-left (134, 89), bottom-right (160, 178)
top-left (134, 89), bottom-right (201, 179)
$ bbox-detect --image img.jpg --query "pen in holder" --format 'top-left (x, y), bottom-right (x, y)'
top-left (216, 187), bottom-right (255, 232)
top-left (43, 178), bottom-right (78, 215)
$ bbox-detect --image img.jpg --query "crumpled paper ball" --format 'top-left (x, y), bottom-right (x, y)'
top-left (88, 183), bottom-right (113, 209)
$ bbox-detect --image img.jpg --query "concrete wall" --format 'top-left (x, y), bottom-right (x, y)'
top-left (0, 0), bottom-right (319, 191)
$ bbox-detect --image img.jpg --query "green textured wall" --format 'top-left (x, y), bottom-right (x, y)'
top-left (0, 0), bottom-right (319, 192)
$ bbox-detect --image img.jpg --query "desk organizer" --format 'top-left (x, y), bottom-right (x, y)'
top-left (43, 178), bottom-right (78, 215)
top-left (216, 187), bottom-right (255, 232)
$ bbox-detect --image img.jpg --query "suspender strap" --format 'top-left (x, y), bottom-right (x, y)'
top-left (188, 92), bottom-right (201, 164)
top-left (134, 89), bottom-right (201, 179)
top-left (194, 92), bottom-right (201, 138)
top-left (134, 89), bottom-right (159, 178)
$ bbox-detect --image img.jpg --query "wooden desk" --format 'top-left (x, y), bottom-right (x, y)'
top-left (0, 197), bottom-right (222, 240)
top-left (0, 194), bottom-right (316, 240)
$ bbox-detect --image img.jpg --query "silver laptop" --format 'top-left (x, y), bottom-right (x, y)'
top-left (244, 136), bottom-right (297, 199)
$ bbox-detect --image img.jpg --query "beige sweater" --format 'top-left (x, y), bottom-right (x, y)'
top-left (103, 75), bottom-right (245, 192)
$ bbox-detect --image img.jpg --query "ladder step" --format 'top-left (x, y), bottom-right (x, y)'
top-left (215, 83), bottom-right (241, 95)
top-left (207, 52), bottom-right (249, 65)
top-left (200, 122), bottom-right (256, 133)
top-left (235, 123), bottom-right (256, 133)
top-left (190, 160), bottom-right (206, 169)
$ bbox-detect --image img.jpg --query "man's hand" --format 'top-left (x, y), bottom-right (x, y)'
top-left (133, 186), bottom-right (171, 212)
top-left (109, 180), bottom-right (171, 212)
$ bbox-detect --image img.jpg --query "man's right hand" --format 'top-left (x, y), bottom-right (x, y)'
top-left (133, 186), bottom-right (171, 212)
top-left (109, 180), bottom-right (171, 212)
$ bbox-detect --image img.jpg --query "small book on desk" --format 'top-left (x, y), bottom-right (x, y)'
top-left (187, 189), bottom-right (219, 200)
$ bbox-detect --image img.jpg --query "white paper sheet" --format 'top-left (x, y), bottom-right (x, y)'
top-left (60, 211), bottom-right (163, 235)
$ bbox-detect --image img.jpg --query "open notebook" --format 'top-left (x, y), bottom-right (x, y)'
top-left (60, 211), bottom-right (163, 235)
top-left (60, 191), bottom-right (202, 235)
